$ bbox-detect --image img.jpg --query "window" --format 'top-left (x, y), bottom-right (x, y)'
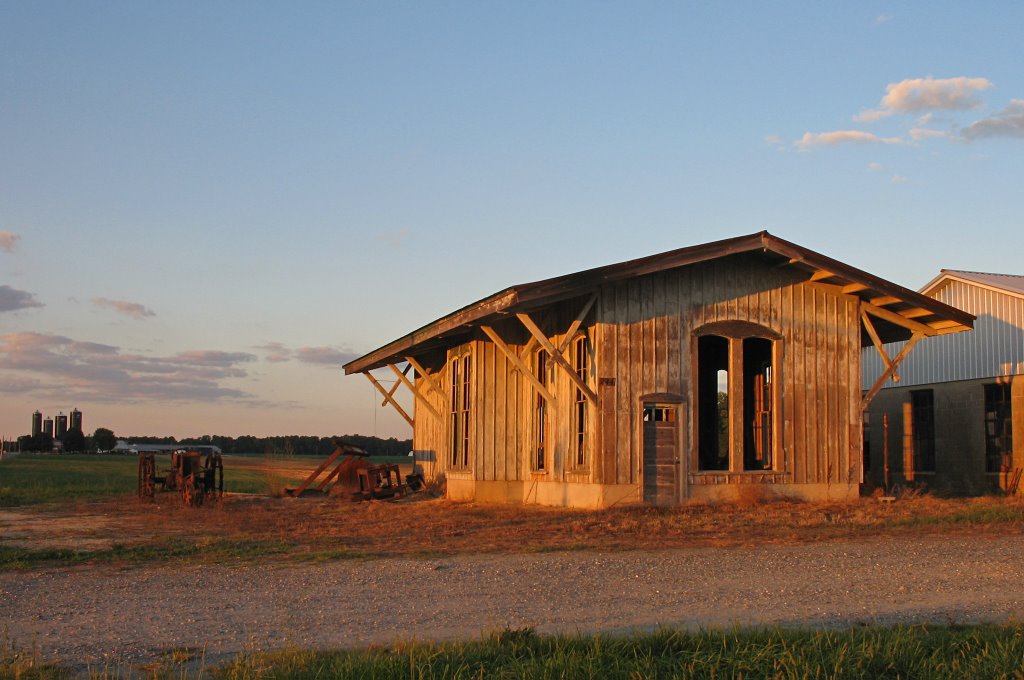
top-left (573, 336), bottom-right (589, 467)
top-left (533, 350), bottom-right (547, 471)
top-left (695, 323), bottom-right (779, 472)
top-left (449, 353), bottom-right (472, 468)
top-left (911, 389), bottom-right (935, 473)
top-left (985, 384), bottom-right (1012, 473)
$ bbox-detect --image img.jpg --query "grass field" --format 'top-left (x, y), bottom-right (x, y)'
top-left (5, 623), bottom-right (1024, 679)
top-left (0, 454), bottom-right (298, 506)
top-left (3, 452), bottom-right (1024, 572)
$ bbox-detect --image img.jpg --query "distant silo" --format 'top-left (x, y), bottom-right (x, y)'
top-left (70, 408), bottom-right (83, 432)
top-left (55, 412), bottom-right (68, 439)
top-left (43, 418), bottom-right (54, 437)
top-left (31, 411), bottom-right (42, 438)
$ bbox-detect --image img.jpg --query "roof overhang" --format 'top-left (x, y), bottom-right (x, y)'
top-left (344, 231), bottom-right (975, 374)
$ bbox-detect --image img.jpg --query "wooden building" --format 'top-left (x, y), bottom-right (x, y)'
top-left (863, 270), bottom-right (1023, 495)
top-left (344, 232), bottom-right (973, 507)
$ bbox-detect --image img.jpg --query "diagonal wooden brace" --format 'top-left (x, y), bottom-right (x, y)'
top-left (861, 311), bottom-right (900, 384)
top-left (481, 325), bottom-right (556, 403)
top-left (364, 371), bottom-right (413, 427)
top-left (380, 364), bottom-right (410, 406)
top-left (862, 331), bottom-right (924, 411)
top-left (389, 362), bottom-right (442, 420)
top-left (516, 312), bottom-right (600, 405)
top-left (405, 355), bottom-right (443, 398)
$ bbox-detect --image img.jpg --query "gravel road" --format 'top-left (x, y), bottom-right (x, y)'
top-left (3, 532), bottom-right (1024, 668)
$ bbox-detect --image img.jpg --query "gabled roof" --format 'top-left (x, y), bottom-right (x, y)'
top-left (345, 231), bottom-right (975, 374)
top-left (921, 269), bottom-right (1024, 300)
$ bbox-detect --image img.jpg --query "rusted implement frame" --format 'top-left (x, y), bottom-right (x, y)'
top-left (355, 463), bottom-right (407, 501)
top-left (285, 443), bottom-right (369, 497)
top-left (138, 450), bottom-right (224, 507)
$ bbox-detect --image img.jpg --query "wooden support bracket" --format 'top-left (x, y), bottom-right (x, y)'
top-left (516, 312), bottom-right (600, 405)
top-left (861, 311), bottom-right (900, 383)
top-left (364, 371), bottom-right (414, 427)
top-left (862, 331), bottom-right (924, 411)
top-left (405, 355), bottom-right (443, 398)
top-left (862, 301), bottom-right (938, 336)
top-left (380, 364), bottom-right (410, 406)
top-left (389, 362), bottom-right (442, 420)
top-left (481, 325), bottom-right (556, 403)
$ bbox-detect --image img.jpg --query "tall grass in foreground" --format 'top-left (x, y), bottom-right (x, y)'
top-left (4, 624), bottom-right (1024, 678)
top-left (213, 624), bottom-right (1024, 680)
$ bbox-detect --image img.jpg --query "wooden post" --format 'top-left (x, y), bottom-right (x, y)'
top-left (883, 414), bottom-right (890, 495)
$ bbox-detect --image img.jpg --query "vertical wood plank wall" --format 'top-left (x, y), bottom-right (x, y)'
top-left (413, 252), bottom-right (864, 492)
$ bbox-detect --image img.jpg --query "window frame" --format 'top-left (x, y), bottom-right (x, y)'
top-left (571, 334), bottom-right (591, 470)
top-left (691, 322), bottom-right (782, 474)
top-left (984, 383), bottom-right (1013, 474)
top-left (447, 346), bottom-right (473, 470)
top-left (532, 348), bottom-right (548, 472)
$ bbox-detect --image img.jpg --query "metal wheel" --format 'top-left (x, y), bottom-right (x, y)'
top-left (182, 476), bottom-right (201, 507)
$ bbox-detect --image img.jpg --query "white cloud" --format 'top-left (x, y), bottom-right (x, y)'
top-left (891, 175), bottom-right (909, 184)
top-left (875, 14), bottom-right (894, 24)
top-left (867, 162), bottom-right (883, 171)
top-left (909, 127), bottom-right (954, 141)
top-left (256, 342), bottom-right (293, 363)
top-left (92, 297), bottom-right (156, 319)
top-left (0, 231), bottom-right (19, 253)
top-left (0, 285), bottom-right (44, 312)
top-left (962, 99), bottom-right (1024, 140)
top-left (856, 76), bottom-right (992, 121)
top-left (295, 346), bottom-right (360, 366)
top-left (796, 130), bottom-right (902, 150)
top-left (0, 332), bottom-right (258, 403)
top-left (763, 134), bottom-right (785, 147)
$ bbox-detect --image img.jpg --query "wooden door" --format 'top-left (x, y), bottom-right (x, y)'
top-left (643, 404), bottom-right (681, 506)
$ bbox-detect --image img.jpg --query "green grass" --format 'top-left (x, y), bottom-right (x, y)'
top-left (886, 503), bottom-right (1024, 528)
top-left (0, 538), bottom-right (294, 570)
top-left (209, 624), bottom-right (1024, 679)
top-left (8, 624), bottom-right (1022, 679)
top-left (0, 454), bottom-right (289, 506)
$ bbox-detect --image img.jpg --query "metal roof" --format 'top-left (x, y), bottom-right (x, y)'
top-left (345, 231), bottom-right (975, 374)
top-left (922, 269), bottom-right (1024, 299)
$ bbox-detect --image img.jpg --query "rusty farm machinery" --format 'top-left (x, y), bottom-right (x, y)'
top-left (285, 442), bottom-right (424, 501)
top-left (138, 449), bottom-right (224, 507)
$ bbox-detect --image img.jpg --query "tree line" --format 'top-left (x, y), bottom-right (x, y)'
top-left (11, 430), bottom-right (412, 457)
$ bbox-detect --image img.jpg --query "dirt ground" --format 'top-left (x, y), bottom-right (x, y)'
top-left (5, 471), bottom-right (1024, 670)
top-left (4, 531), bottom-right (1024, 671)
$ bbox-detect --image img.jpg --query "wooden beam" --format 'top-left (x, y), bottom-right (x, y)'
top-left (405, 355), bottom-right (442, 398)
top-left (364, 372), bottom-right (413, 427)
top-left (900, 307), bottom-right (933, 319)
top-left (861, 311), bottom-right (900, 383)
top-left (380, 363), bottom-right (410, 406)
top-left (862, 332), bottom-right (924, 410)
top-left (869, 295), bottom-right (901, 307)
top-left (862, 301), bottom-right (937, 336)
top-left (516, 312), bottom-right (601, 405)
top-left (810, 269), bottom-right (835, 282)
top-left (389, 362), bottom-right (442, 420)
top-left (480, 325), bottom-right (556, 403)
top-left (842, 283), bottom-right (869, 294)
top-left (556, 293), bottom-right (598, 355)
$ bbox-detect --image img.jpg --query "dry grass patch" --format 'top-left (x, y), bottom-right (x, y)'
top-left (4, 492), bottom-right (1024, 569)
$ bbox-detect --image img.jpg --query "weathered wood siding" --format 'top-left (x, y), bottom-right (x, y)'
top-left (414, 252), bottom-right (863, 492)
top-left (594, 253), bottom-right (863, 487)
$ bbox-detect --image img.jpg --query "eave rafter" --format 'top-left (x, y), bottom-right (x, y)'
top-left (516, 296), bottom-right (600, 406)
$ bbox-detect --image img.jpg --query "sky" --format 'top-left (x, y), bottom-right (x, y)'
top-left (2, 2), bottom-right (1023, 441)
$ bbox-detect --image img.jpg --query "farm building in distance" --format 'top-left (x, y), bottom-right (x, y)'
top-left (344, 232), bottom-right (974, 507)
top-left (863, 270), bottom-right (1024, 495)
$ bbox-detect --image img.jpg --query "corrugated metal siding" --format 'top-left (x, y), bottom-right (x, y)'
top-left (863, 280), bottom-right (1024, 388)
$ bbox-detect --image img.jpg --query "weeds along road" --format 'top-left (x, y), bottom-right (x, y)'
top-left (3, 531), bottom-right (1024, 668)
